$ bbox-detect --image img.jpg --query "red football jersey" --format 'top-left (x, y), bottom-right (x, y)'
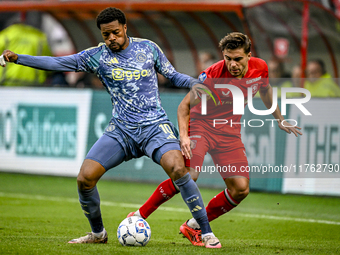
top-left (190, 57), bottom-right (269, 136)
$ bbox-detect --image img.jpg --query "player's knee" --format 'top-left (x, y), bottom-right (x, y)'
top-left (77, 174), bottom-right (96, 190)
top-left (77, 159), bottom-right (105, 190)
top-left (236, 185), bottom-right (249, 200)
top-left (228, 179), bottom-right (249, 202)
top-left (233, 186), bottom-right (249, 201)
top-left (77, 168), bottom-right (97, 190)
top-left (170, 165), bottom-right (187, 181)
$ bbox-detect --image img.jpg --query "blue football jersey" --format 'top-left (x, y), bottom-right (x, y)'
top-left (17, 37), bottom-right (195, 128)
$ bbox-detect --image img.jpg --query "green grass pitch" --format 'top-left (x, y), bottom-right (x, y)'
top-left (0, 172), bottom-right (339, 254)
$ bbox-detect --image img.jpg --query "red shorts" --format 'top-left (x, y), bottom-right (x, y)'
top-left (184, 127), bottom-right (249, 179)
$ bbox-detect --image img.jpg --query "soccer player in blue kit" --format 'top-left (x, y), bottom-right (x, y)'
top-left (1, 7), bottom-right (221, 248)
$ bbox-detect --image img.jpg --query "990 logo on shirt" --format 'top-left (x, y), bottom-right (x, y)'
top-left (112, 68), bottom-right (151, 81)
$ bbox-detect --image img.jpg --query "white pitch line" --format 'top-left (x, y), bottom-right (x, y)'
top-left (1, 192), bottom-right (340, 226)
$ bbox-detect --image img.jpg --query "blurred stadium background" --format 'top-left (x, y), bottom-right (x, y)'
top-left (1, 0), bottom-right (340, 196)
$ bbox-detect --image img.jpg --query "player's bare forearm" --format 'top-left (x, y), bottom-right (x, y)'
top-left (178, 93), bottom-right (191, 139)
top-left (178, 91), bottom-right (201, 137)
top-left (260, 84), bottom-right (284, 122)
top-left (178, 93), bottom-right (192, 159)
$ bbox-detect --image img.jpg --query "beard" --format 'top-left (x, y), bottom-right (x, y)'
top-left (109, 35), bottom-right (128, 52)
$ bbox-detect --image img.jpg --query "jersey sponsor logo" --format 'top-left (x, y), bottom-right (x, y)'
top-left (222, 91), bottom-right (230, 97)
top-left (246, 76), bottom-right (261, 84)
top-left (198, 72), bottom-right (207, 82)
top-left (111, 68), bottom-right (151, 81)
top-left (136, 52), bottom-right (147, 63)
top-left (189, 135), bottom-right (201, 138)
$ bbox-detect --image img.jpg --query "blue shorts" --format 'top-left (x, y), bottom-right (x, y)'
top-left (86, 119), bottom-right (181, 170)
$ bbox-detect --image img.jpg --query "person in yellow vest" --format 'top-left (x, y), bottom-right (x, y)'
top-left (304, 59), bottom-right (340, 97)
top-left (0, 23), bottom-right (52, 86)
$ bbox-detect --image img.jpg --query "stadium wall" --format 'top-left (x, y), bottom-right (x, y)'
top-left (1, 87), bottom-right (339, 196)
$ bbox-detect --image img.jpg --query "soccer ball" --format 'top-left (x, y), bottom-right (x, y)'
top-left (117, 216), bottom-right (151, 246)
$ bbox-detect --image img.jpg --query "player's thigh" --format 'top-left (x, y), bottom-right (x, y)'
top-left (85, 134), bottom-right (126, 171)
top-left (145, 121), bottom-right (181, 164)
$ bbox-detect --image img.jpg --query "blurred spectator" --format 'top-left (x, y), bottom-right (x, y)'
top-left (199, 51), bottom-right (216, 73)
top-left (0, 22), bottom-right (53, 86)
top-left (291, 65), bottom-right (303, 87)
top-left (304, 59), bottom-right (340, 97)
top-left (285, 65), bottom-right (304, 98)
top-left (267, 58), bottom-right (292, 97)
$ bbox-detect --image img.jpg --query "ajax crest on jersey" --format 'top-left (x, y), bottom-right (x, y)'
top-left (117, 216), bottom-right (151, 246)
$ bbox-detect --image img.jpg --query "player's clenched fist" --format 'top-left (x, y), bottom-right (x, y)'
top-left (2, 50), bottom-right (18, 62)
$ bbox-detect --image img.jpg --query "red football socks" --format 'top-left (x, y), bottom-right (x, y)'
top-left (139, 178), bottom-right (179, 219)
top-left (206, 189), bottom-right (239, 222)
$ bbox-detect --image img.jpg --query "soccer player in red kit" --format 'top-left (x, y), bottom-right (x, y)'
top-left (128, 32), bottom-right (302, 246)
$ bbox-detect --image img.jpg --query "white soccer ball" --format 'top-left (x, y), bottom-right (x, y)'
top-left (117, 216), bottom-right (151, 246)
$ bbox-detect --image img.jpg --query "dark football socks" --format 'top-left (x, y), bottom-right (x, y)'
top-left (78, 186), bottom-right (104, 233)
top-left (174, 173), bottom-right (212, 235)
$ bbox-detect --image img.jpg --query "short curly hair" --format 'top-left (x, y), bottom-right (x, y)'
top-left (219, 32), bottom-right (251, 54)
top-left (96, 7), bottom-right (126, 29)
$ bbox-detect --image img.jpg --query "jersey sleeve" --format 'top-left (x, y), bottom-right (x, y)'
top-left (16, 44), bottom-right (103, 73)
top-left (74, 44), bottom-right (103, 73)
top-left (16, 54), bottom-right (79, 72)
top-left (146, 40), bottom-right (194, 88)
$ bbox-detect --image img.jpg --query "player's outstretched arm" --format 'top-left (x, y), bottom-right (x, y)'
top-left (1, 49), bottom-right (79, 72)
top-left (259, 84), bottom-right (302, 137)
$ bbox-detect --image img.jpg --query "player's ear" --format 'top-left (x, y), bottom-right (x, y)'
top-left (248, 52), bottom-right (252, 58)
